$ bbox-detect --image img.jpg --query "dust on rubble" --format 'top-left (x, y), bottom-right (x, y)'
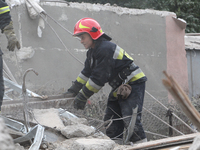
top-left (32, 108), bottom-right (65, 130)
top-left (10, 108), bottom-right (133, 150)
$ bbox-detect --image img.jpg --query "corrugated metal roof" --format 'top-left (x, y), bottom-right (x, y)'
top-left (185, 34), bottom-right (200, 50)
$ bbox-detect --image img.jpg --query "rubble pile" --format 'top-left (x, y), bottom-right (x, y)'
top-left (1, 108), bottom-right (132, 150)
top-left (0, 118), bottom-right (15, 150)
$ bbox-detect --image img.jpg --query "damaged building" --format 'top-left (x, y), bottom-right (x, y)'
top-left (0, 0), bottom-right (200, 150)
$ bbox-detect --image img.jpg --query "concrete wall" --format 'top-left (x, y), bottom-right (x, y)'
top-left (185, 35), bottom-right (200, 99)
top-left (1, 2), bottom-right (187, 101)
top-left (186, 49), bottom-right (200, 99)
top-left (165, 15), bottom-right (188, 101)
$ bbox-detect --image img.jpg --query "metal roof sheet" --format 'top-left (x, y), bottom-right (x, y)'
top-left (185, 34), bottom-right (200, 50)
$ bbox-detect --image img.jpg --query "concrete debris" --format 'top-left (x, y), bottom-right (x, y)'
top-left (0, 118), bottom-right (15, 150)
top-left (32, 108), bottom-right (65, 130)
top-left (61, 116), bottom-right (88, 126)
top-left (16, 47), bottom-right (35, 61)
top-left (6, 0), bottom-right (24, 8)
top-left (42, 2), bottom-right (175, 16)
top-left (14, 143), bottom-right (25, 150)
top-left (6, 0), bottom-right (176, 17)
top-left (53, 138), bottom-right (116, 150)
top-left (71, 138), bottom-right (116, 150)
top-left (61, 124), bottom-right (95, 138)
top-left (0, 109), bottom-right (132, 150)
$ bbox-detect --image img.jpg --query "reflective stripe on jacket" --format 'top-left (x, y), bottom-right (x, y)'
top-left (0, 6), bottom-right (9, 14)
top-left (75, 37), bottom-right (147, 98)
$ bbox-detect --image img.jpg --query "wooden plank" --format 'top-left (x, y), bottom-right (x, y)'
top-left (159, 143), bottom-right (191, 150)
top-left (127, 133), bottom-right (199, 150)
top-left (128, 71), bottom-right (200, 150)
top-left (162, 71), bottom-right (200, 130)
top-left (2, 93), bottom-right (74, 106)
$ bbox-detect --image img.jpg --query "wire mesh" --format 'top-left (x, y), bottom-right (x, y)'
top-left (68, 87), bottom-right (197, 141)
top-left (142, 93), bottom-right (195, 141)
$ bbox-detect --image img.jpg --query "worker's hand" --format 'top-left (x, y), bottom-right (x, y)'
top-left (117, 84), bottom-right (132, 99)
top-left (74, 92), bottom-right (87, 110)
top-left (3, 21), bottom-right (20, 51)
top-left (66, 81), bottom-right (83, 97)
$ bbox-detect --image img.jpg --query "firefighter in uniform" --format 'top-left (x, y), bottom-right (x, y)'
top-left (66, 18), bottom-right (147, 144)
top-left (0, 0), bottom-right (20, 111)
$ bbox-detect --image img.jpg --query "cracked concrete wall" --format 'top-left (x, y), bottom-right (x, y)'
top-left (1, 2), bottom-right (187, 101)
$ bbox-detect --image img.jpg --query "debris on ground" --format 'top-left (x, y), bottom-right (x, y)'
top-left (61, 124), bottom-right (95, 138)
top-left (32, 108), bottom-right (65, 130)
top-left (0, 118), bottom-right (15, 150)
top-left (1, 108), bottom-right (133, 150)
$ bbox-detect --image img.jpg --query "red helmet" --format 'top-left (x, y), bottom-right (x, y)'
top-left (73, 18), bottom-right (104, 40)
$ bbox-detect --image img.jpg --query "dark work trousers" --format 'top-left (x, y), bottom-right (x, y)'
top-left (104, 81), bottom-right (146, 142)
top-left (0, 49), bottom-right (4, 111)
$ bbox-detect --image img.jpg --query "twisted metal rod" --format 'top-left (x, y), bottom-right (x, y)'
top-left (22, 68), bottom-right (38, 133)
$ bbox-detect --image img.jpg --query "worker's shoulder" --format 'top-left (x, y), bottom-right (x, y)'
top-left (0, 0), bottom-right (8, 7)
top-left (94, 41), bottom-right (115, 58)
top-left (98, 40), bottom-right (116, 51)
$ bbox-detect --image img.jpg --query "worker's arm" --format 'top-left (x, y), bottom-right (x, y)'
top-left (0, 0), bottom-right (11, 30)
top-left (0, 0), bottom-right (20, 51)
top-left (74, 48), bottom-right (112, 110)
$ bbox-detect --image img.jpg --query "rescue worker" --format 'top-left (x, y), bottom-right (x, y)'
top-left (0, 0), bottom-right (20, 111)
top-left (65, 18), bottom-right (147, 144)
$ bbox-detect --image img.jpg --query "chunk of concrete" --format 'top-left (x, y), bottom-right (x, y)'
top-left (61, 124), bottom-right (95, 138)
top-left (32, 108), bottom-right (65, 130)
top-left (14, 143), bottom-right (25, 150)
top-left (72, 138), bottom-right (115, 150)
top-left (0, 118), bottom-right (15, 150)
top-left (61, 116), bottom-right (88, 126)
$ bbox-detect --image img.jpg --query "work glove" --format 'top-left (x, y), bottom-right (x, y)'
top-left (117, 84), bottom-right (132, 100)
top-left (3, 21), bottom-right (21, 51)
top-left (74, 92), bottom-right (87, 110)
top-left (64, 81), bottom-right (83, 97)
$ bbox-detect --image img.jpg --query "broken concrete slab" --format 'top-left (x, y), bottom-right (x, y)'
top-left (71, 138), bottom-right (116, 150)
top-left (61, 115), bottom-right (88, 126)
top-left (14, 143), bottom-right (25, 150)
top-left (61, 124), bottom-right (95, 138)
top-left (55, 138), bottom-right (116, 150)
top-left (32, 108), bottom-right (65, 130)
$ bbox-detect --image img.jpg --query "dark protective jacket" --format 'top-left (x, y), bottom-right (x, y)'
top-left (75, 37), bottom-right (147, 98)
top-left (0, 0), bottom-right (11, 110)
top-left (0, 0), bottom-right (11, 30)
